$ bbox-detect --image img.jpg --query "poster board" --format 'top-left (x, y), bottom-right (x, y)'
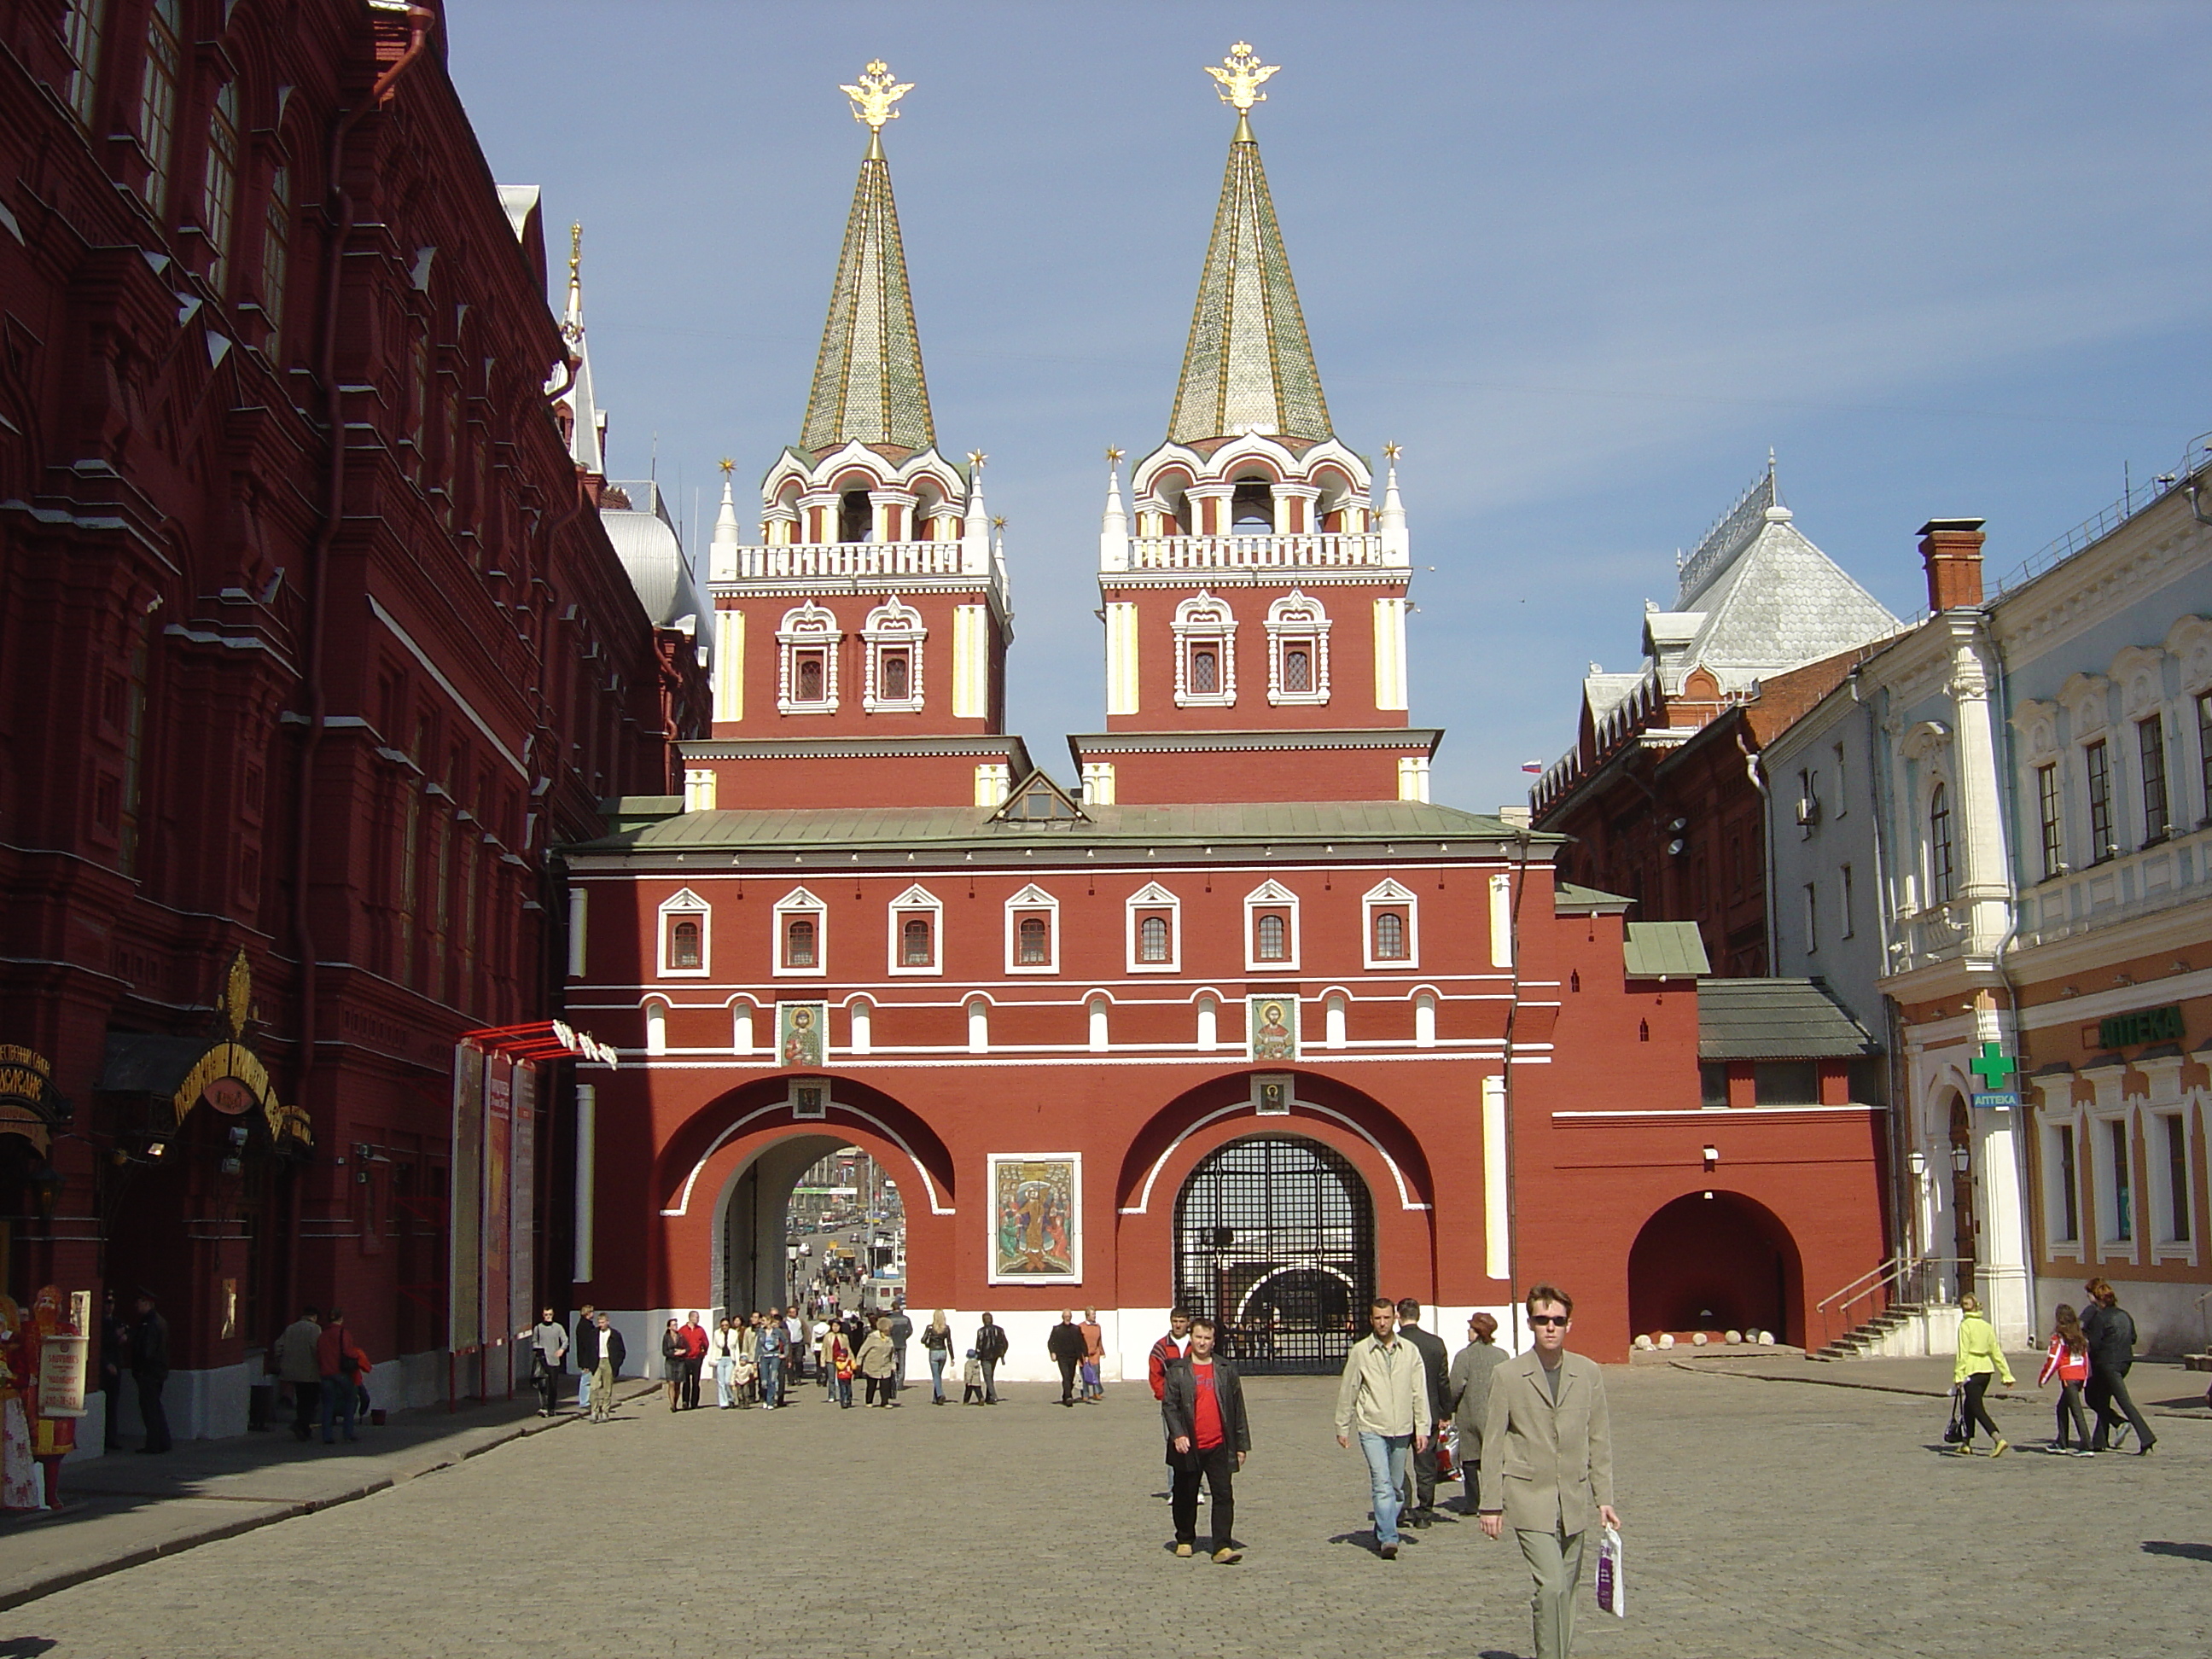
top-left (449, 1045), bottom-right (485, 1367)
top-left (483, 1055), bottom-right (514, 1390)
top-left (509, 1063), bottom-right (537, 1355)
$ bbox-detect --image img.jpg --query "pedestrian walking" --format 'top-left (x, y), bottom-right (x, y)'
top-left (314, 1308), bottom-right (364, 1445)
top-left (677, 1311), bottom-right (708, 1410)
top-left (524, 1307), bottom-right (568, 1417)
top-left (756, 1307), bottom-right (787, 1408)
top-left (1149, 1308), bottom-right (1194, 1402)
top-left (710, 1318), bottom-right (742, 1409)
top-left (888, 1305), bottom-right (913, 1394)
top-left (572, 1303), bottom-right (600, 1415)
top-left (961, 1348), bottom-right (984, 1405)
top-left (99, 1291), bottom-right (129, 1451)
top-left (858, 1318), bottom-right (898, 1406)
top-left (921, 1309), bottom-right (955, 1404)
top-left (130, 1291), bottom-right (172, 1454)
top-left (1161, 1315), bottom-right (1249, 1563)
top-left (1331, 1297), bottom-right (1429, 1559)
top-left (661, 1319), bottom-right (685, 1413)
top-left (1445, 1310), bottom-right (1506, 1512)
top-left (1394, 1298), bottom-right (1450, 1528)
top-left (2038, 1303), bottom-right (2094, 1455)
top-left (2081, 1278), bottom-right (2157, 1454)
top-left (824, 1323), bottom-right (856, 1408)
top-left (1949, 1293), bottom-right (2013, 1456)
top-left (975, 1313), bottom-right (1009, 1403)
top-left (1079, 1307), bottom-right (1105, 1401)
top-left (589, 1313), bottom-right (625, 1422)
top-left (273, 1306), bottom-right (323, 1441)
top-left (1048, 1310), bottom-right (1086, 1406)
top-left (1477, 1284), bottom-right (1620, 1659)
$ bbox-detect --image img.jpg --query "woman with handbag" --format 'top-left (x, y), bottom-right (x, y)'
top-left (824, 1324), bottom-right (856, 1408)
top-left (857, 1317), bottom-right (897, 1406)
top-left (920, 1310), bottom-right (955, 1404)
top-left (2038, 1304), bottom-right (2094, 1455)
top-left (660, 1319), bottom-right (684, 1414)
top-left (1948, 1294), bottom-right (2013, 1456)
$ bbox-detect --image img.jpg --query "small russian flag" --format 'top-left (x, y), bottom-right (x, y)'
top-left (1521, 760), bottom-right (1545, 774)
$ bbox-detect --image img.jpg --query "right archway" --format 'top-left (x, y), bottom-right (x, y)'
top-left (1627, 1190), bottom-right (1805, 1346)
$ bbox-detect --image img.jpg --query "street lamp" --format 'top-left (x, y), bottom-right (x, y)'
top-left (1950, 1143), bottom-right (1972, 1176)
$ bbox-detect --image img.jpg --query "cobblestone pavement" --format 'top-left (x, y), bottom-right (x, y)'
top-left (4, 1365), bottom-right (2206, 1659)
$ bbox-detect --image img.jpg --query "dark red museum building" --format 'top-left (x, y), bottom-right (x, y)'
top-left (0, 0), bottom-right (700, 1443)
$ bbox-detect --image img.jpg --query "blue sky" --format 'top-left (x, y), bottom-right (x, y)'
top-left (445, 1), bottom-right (2212, 812)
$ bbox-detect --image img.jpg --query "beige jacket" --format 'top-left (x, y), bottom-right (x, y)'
top-left (1332, 1333), bottom-right (1431, 1438)
top-left (1478, 1349), bottom-right (1614, 1536)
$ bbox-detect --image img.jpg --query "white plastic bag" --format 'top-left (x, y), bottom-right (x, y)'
top-left (1596, 1524), bottom-right (1626, 1618)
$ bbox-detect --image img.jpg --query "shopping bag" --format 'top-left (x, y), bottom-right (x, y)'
top-left (1941, 1384), bottom-right (1966, 1445)
top-left (1435, 1423), bottom-right (1458, 1480)
top-left (1595, 1524), bottom-right (1626, 1618)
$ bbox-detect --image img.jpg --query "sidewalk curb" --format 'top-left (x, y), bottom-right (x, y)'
top-left (1670, 1359), bottom-right (2212, 1422)
top-left (0, 1381), bottom-right (657, 1614)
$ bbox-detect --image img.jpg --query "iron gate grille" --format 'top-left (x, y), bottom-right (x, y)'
top-left (1173, 1134), bottom-right (1375, 1375)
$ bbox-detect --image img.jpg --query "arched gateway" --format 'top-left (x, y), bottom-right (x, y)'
top-left (1173, 1134), bottom-right (1375, 1374)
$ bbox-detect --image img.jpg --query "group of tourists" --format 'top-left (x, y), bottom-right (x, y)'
top-left (1144, 1287), bottom-right (1616, 1659)
top-left (1947, 1276), bottom-right (2159, 1458)
top-left (269, 1305), bottom-right (375, 1446)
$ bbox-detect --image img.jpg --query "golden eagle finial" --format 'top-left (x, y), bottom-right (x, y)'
top-left (841, 60), bottom-right (913, 132)
top-left (1205, 42), bottom-right (1278, 115)
top-left (568, 222), bottom-right (582, 283)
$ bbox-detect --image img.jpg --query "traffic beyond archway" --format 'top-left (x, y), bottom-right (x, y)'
top-left (788, 1146), bottom-right (907, 1319)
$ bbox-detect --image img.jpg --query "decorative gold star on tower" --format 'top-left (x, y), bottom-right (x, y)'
top-left (1105, 446), bottom-right (1124, 463)
top-left (719, 457), bottom-right (736, 474)
top-left (967, 450), bottom-right (987, 468)
top-left (841, 59), bottom-right (913, 131)
top-left (1382, 442), bottom-right (1402, 461)
top-left (1205, 42), bottom-right (1278, 114)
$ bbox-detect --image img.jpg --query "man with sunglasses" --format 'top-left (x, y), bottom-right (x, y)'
top-left (1479, 1285), bottom-right (1618, 1659)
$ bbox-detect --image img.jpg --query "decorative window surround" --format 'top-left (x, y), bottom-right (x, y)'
top-left (656, 888), bottom-right (710, 979)
top-left (1173, 591), bottom-right (1237, 707)
top-left (773, 885), bottom-right (828, 978)
top-left (1004, 883), bottom-right (1061, 975)
top-left (861, 596), bottom-right (927, 713)
top-left (887, 882), bottom-right (943, 977)
top-left (1125, 882), bottom-right (1182, 974)
top-left (776, 601), bottom-right (842, 714)
top-left (1243, 879), bottom-right (1301, 973)
top-left (1265, 589), bottom-right (1331, 706)
top-left (1362, 877), bottom-right (1418, 969)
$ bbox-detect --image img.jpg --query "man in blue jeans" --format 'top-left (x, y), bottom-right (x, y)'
top-left (756, 1306), bottom-right (788, 1407)
top-left (1333, 1296), bottom-right (1429, 1559)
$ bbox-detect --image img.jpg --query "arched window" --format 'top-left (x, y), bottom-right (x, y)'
top-left (839, 489), bottom-right (873, 543)
top-left (1928, 783), bottom-right (1954, 905)
top-left (1372, 911), bottom-right (1406, 961)
top-left (137, 0), bottom-right (183, 215)
top-left (901, 916), bottom-right (932, 966)
top-left (786, 917), bottom-right (817, 968)
top-left (1190, 647), bottom-right (1219, 695)
top-left (1256, 913), bottom-right (1288, 961)
top-left (667, 917), bottom-right (701, 969)
top-left (202, 79), bottom-right (241, 292)
top-left (1283, 647), bottom-right (1311, 693)
top-left (1139, 914), bottom-right (1170, 963)
top-left (1017, 916), bottom-right (1048, 964)
top-left (259, 162), bottom-right (291, 358)
top-left (61, 0), bottom-right (104, 131)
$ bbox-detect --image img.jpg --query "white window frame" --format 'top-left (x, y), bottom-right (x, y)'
top-left (772, 885), bottom-right (828, 979)
top-left (1004, 883), bottom-right (1061, 975)
top-left (656, 887), bottom-right (710, 979)
top-left (2146, 1098), bottom-right (2197, 1264)
top-left (1124, 882), bottom-right (1182, 974)
top-left (2091, 1103), bottom-right (2137, 1262)
top-left (1172, 591), bottom-right (1237, 708)
top-left (1265, 588), bottom-right (1331, 707)
top-left (1243, 880), bottom-right (1301, 973)
top-left (776, 600), bottom-right (842, 714)
top-left (860, 596), bottom-right (927, 713)
top-left (886, 882), bottom-right (943, 977)
top-left (1360, 878), bottom-right (1418, 970)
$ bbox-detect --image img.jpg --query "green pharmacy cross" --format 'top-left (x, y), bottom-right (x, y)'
top-left (1969, 1042), bottom-right (2018, 1090)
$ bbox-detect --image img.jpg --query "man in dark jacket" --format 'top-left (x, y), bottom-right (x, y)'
top-left (1161, 1315), bottom-right (1249, 1563)
top-left (1395, 1299), bottom-right (1452, 1526)
top-left (572, 1305), bottom-right (601, 1415)
top-left (1047, 1311), bottom-right (1087, 1406)
top-left (2082, 1277), bottom-right (2157, 1454)
top-left (975, 1313), bottom-right (1010, 1403)
top-left (888, 1307), bottom-right (914, 1394)
top-left (100, 1290), bottom-right (129, 1450)
top-left (588, 1313), bottom-right (626, 1423)
top-left (131, 1291), bottom-right (172, 1453)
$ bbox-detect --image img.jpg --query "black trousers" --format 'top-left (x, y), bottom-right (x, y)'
top-left (103, 1375), bottom-right (124, 1447)
top-left (1402, 1425), bottom-right (1439, 1511)
top-left (1057, 1354), bottom-right (1080, 1402)
top-left (1959, 1372), bottom-right (2001, 1443)
top-left (2053, 1381), bottom-right (2092, 1447)
top-left (534, 1365), bottom-right (564, 1415)
top-left (1171, 1444), bottom-right (1237, 1546)
top-left (291, 1380), bottom-right (321, 1438)
top-left (679, 1358), bottom-right (702, 1409)
top-left (136, 1370), bottom-right (171, 1452)
top-left (2087, 1365), bottom-right (2156, 1450)
top-left (981, 1359), bottom-right (999, 1401)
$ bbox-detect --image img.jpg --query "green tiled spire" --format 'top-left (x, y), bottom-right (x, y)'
top-left (1168, 100), bottom-right (1331, 445)
top-left (800, 118), bottom-right (935, 454)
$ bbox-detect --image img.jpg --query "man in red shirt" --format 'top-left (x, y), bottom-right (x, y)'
top-left (1148, 1307), bottom-right (1193, 1400)
top-left (1161, 1316), bottom-right (1249, 1563)
top-left (677, 1312), bottom-right (709, 1411)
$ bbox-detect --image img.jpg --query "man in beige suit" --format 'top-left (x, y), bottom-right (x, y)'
top-left (1479, 1284), bottom-right (1619, 1659)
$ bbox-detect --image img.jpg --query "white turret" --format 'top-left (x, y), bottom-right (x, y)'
top-left (1099, 447), bottom-right (1129, 573)
top-left (1378, 443), bottom-right (1408, 567)
top-left (962, 450), bottom-right (991, 574)
top-left (556, 222), bottom-right (606, 476)
top-left (709, 467), bottom-right (742, 583)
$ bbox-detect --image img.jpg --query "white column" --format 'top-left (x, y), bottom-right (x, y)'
top-left (573, 1082), bottom-right (595, 1284)
top-left (1481, 1074), bottom-right (1510, 1283)
top-left (1088, 998), bottom-right (1109, 1052)
top-left (952, 604), bottom-right (989, 719)
top-left (645, 1003), bottom-right (667, 1056)
top-left (1945, 616), bottom-right (2011, 953)
top-left (967, 999), bottom-right (990, 1054)
top-left (1325, 994), bottom-right (1347, 1050)
top-left (849, 998), bottom-right (872, 1056)
top-left (713, 609), bottom-right (743, 723)
top-left (684, 767), bottom-right (717, 812)
top-left (1196, 995), bottom-right (1218, 1051)
top-left (1372, 597), bottom-right (1409, 711)
top-left (565, 887), bottom-right (588, 979)
top-left (1414, 992), bottom-right (1437, 1049)
top-left (731, 1004), bottom-right (754, 1054)
top-left (1489, 873), bottom-right (1515, 969)
top-left (1104, 602), bottom-right (1140, 716)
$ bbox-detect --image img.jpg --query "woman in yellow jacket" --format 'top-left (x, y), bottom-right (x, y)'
top-left (1951, 1294), bottom-right (2015, 1456)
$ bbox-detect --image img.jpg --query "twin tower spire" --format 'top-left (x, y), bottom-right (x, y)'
top-left (796, 44), bottom-right (1330, 456)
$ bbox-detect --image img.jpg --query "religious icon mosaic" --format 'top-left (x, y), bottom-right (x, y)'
top-left (987, 1153), bottom-right (1081, 1284)
top-left (777, 1002), bottom-right (827, 1070)
top-left (1248, 994), bottom-right (1299, 1063)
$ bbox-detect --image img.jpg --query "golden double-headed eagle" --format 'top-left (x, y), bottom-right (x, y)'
top-left (841, 60), bottom-right (913, 131)
top-left (1205, 42), bottom-right (1278, 113)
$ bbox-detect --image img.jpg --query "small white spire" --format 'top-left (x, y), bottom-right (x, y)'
top-left (1099, 446), bottom-right (1128, 573)
top-left (962, 450), bottom-right (990, 575)
top-left (1378, 441), bottom-right (1407, 565)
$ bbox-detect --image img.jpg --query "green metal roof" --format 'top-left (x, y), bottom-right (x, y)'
top-left (1621, 921), bottom-right (1711, 979)
top-left (1554, 882), bottom-right (1634, 914)
top-left (566, 798), bottom-right (1551, 859)
top-left (1697, 978), bottom-right (1879, 1060)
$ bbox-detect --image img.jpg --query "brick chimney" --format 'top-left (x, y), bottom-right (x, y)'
top-left (1918, 518), bottom-right (1986, 612)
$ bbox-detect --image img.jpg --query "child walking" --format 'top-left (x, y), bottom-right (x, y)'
top-left (961, 1348), bottom-right (985, 1405)
top-left (2038, 1303), bottom-right (2095, 1456)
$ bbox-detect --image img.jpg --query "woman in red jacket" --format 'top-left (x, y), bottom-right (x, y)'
top-left (2038, 1303), bottom-right (2094, 1456)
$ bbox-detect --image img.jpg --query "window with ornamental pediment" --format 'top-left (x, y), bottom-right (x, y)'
top-left (1266, 591), bottom-right (1331, 707)
top-left (657, 888), bottom-right (710, 978)
top-left (1173, 593), bottom-right (1237, 708)
top-left (777, 602), bottom-right (842, 714)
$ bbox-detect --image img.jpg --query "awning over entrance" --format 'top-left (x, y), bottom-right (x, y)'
top-left (99, 1033), bottom-right (311, 1151)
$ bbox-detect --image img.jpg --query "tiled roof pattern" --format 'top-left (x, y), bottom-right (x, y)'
top-left (1621, 922), bottom-right (1711, 979)
top-left (800, 134), bottom-right (934, 453)
top-left (1683, 516), bottom-right (1898, 691)
top-left (1697, 978), bottom-right (1880, 1059)
top-left (1167, 120), bottom-right (1330, 445)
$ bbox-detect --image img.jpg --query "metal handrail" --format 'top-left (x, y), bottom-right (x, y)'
top-left (1816, 1254), bottom-right (1973, 1350)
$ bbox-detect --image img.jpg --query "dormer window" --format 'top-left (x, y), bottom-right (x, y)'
top-left (1173, 592), bottom-right (1237, 708)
